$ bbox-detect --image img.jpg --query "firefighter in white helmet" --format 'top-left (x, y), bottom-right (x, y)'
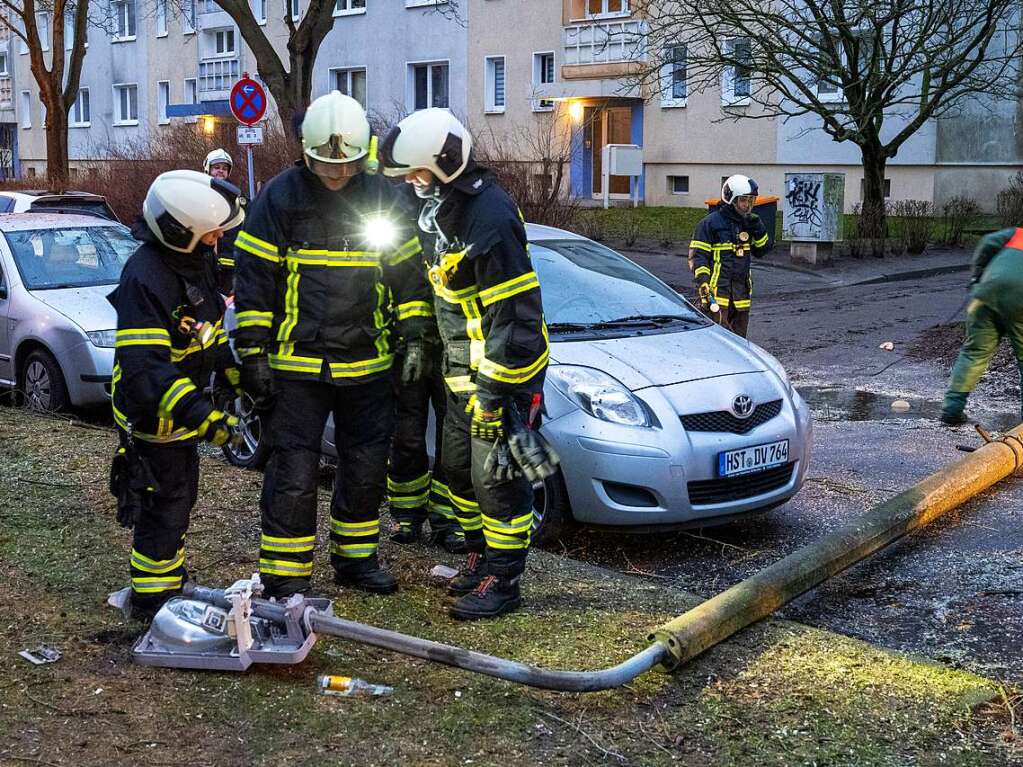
top-left (688, 174), bottom-right (773, 338)
top-left (202, 148), bottom-right (243, 293)
top-left (232, 91), bottom-right (430, 600)
top-left (380, 108), bottom-right (558, 620)
top-left (108, 169), bottom-right (244, 620)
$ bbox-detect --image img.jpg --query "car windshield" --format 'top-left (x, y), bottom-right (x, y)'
top-left (530, 239), bottom-right (706, 329)
top-left (5, 224), bottom-right (136, 289)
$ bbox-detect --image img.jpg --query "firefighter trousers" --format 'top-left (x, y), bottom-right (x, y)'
top-left (441, 390), bottom-right (534, 577)
top-left (258, 377), bottom-right (393, 596)
top-left (387, 356), bottom-right (454, 533)
top-left (126, 435), bottom-right (199, 614)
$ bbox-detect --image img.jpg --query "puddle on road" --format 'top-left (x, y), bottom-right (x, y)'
top-left (797, 386), bottom-right (1019, 431)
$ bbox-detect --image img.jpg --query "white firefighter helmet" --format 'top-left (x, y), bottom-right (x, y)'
top-left (721, 174), bottom-right (759, 205)
top-left (301, 91), bottom-right (371, 179)
top-left (204, 148), bottom-right (233, 175)
top-left (379, 108), bottom-right (472, 184)
top-left (143, 169), bottom-right (244, 254)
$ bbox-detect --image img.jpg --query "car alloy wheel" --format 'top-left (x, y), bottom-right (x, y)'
top-left (24, 359), bottom-right (53, 411)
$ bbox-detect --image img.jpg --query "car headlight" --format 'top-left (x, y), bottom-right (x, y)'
top-left (547, 365), bottom-right (653, 427)
top-left (87, 329), bottom-right (116, 348)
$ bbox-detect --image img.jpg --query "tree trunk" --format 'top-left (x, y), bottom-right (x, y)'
top-left (43, 94), bottom-right (69, 192)
top-left (858, 142), bottom-right (888, 256)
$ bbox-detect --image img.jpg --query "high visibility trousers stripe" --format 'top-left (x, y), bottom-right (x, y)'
top-left (329, 516), bottom-right (380, 559)
top-left (482, 512), bottom-right (532, 551)
top-left (450, 491), bottom-right (483, 532)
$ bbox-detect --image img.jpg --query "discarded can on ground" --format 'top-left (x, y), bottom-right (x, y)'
top-left (318, 675), bottom-right (393, 697)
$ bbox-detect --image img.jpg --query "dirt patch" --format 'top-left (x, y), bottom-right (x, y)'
top-left (0, 406), bottom-right (1020, 766)
top-left (910, 323), bottom-right (1021, 406)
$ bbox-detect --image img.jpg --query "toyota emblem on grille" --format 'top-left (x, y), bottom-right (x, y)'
top-left (732, 395), bottom-right (754, 419)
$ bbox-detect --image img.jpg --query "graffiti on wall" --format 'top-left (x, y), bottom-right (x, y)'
top-left (783, 173), bottom-right (844, 241)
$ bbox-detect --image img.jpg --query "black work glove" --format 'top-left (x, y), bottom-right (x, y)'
top-left (240, 354), bottom-right (274, 411)
top-left (401, 337), bottom-right (428, 385)
top-left (483, 440), bottom-right (522, 483)
top-left (109, 445), bottom-right (159, 529)
top-left (506, 403), bottom-right (560, 482)
top-left (747, 213), bottom-right (761, 225)
top-left (470, 394), bottom-right (505, 442)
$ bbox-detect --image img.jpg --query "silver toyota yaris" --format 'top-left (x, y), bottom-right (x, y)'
top-left (225, 224), bottom-right (813, 540)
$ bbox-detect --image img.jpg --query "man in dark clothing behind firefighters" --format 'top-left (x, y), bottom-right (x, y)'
top-left (108, 169), bottom-right (244, 620)
top-left (233, 91), bottom-right (430, 600)
top-left (689, 174), bottom-right (772, 338)
top-left (380, 108), bottom-right (560, 619)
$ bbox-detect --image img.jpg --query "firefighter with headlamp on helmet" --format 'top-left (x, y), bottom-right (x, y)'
top-left (380, 108), bottom-right (558, 620)
top-left (108, 169), bottom-right (245, 621)
top-left (689, 174), bottom-right (773, 338)
top-left (232, 91), bottom-right (429, 601)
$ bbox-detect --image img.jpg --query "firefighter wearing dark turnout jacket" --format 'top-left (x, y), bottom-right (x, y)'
top-left (233, 92), bottom-right (430, 599)
top-left (204, 148), bottom-right (242, 294)
top-left (109, 170), bottom-right (244, 619)
top-left (689, 175), bottom-right (772, 338)
top-left (381, 108), bottom-right (559, 619)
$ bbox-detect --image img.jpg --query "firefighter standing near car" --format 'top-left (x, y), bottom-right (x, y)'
top-left (108, 169), bottom-right (244, 620)
top-left (232, 92), bottom-right (430, 600)
top-left (380, 109), bottom-right (559, 620)
top-left (689, 175), bottom-right (772, 338)
top-left (204, 148), bottom-right (244, 294)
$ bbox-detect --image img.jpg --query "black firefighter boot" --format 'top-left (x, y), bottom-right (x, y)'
top-left (390, 519), bottom-right (423, 544)
top-left (447, 550), bottom-right (486, 596)
top-left (334, 556), bottom-right (399, 595)
top-left (429, 524), bottom-right (468, 554)
top-left (449, 572), bottom-right (522, 620)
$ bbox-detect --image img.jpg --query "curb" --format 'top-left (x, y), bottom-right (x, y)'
top-left (845, 262), bottom-right (970, 287)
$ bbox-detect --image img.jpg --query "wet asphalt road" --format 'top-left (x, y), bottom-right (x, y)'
top-left (569, 259), bottom-right (1023, 684)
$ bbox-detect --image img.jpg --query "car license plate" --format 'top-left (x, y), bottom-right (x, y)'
top-left (718, 439), bottom-right (789, 478)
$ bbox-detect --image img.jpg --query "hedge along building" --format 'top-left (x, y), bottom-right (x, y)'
top-left (10, 0), bottom-right (467, 181)
top-left (465, 0), bottom-right (1023, 213)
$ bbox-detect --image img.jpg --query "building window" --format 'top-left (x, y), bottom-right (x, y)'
top-left (584, 0), bottom-right (628, 18)
top-left (288, 0), bottom-right (300, 21)
top-left (37, 13), bottom-right (50, 51)
top-left (0, 51), bottom-right (8, 76)
top-left (668, 175), bottom-right (689, 195)
top-left (70, 88), bottom-right (90, 126)
top-left (330, 67), bottom-right (367, 107)
top-left (722, 37), bottom-right (751, 104)
top-left (158, 80), bottom-right (170, 124)
top-left (532, 51), bottom-right (554, 111)
top-left (19, 90), bottom-right (30, 129)
top-left (334, 0), bottom-right (366, 15)
top-left (661, 45), bottom-right (687, 107)
top-left (213, 29), bottom-right (235, 55)
top-left (156, 0), bottom-right (167, 35)
top-left (860, 178), bottom-right (892, 200)
top-left (410, 62), bottom-right (448, 110)
top-left (253, 0), bottom-right (267, 23)
top-left (484, 56), bottom-right (505, 114)
top-left (113, 0), bottom-right (136, 40)
top-left (184, 78), bottom-right (197, 104)
top-left (114, 83), bottom-right (138, 125)
top-left (183, 0), bottom-right (196, 33)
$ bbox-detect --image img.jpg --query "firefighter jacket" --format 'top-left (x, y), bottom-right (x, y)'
top-left (417, 165), bottom-right (548, 399)
top-left (213, 219), bottom-right (242, 295)
top-left (970, 227), bottom-right (1023, 318)
top-left (232, 164), bottom-right (430, 384)
top-left (108, 222), bottom-right (236, 444)
top-left (690, 204), bottom-right (771, 310)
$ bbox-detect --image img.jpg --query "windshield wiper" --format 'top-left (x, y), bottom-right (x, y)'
top-left (547, 322), bottom-right (594, 332)
top-left (589, 314), bottom-right (695, 328)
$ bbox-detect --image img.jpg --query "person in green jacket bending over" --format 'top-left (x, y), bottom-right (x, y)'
top-left (942, 227), bottom-right (1023, 425)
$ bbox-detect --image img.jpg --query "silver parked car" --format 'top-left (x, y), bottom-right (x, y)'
top-left (224, 224), bottom-right (813, 540)
top-left (0, 213), bottom-right (135, 410)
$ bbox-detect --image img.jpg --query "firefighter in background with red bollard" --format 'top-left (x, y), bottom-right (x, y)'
top-left (380, 109), bottom-right (559, 620)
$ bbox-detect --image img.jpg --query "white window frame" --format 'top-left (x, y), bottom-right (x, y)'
top-left (156, 0), bottom-right (168, 36)
top-left (329, 66), bottom-right (367, 108)
top-left (0, 51), bottom-right (8, 76)
top-left (112, 0), bottom-right (136, 42)
top-left (532, 51), bottom-right (555, 112)
top-left (158, 80), bottom-right (170, 124)
top-left (183, 0), bottom-right (196, 34)
top-left (484, 55), bottom-right (505, 114)
top-left (212, 28), bottom-right (235, 56)
top-left (253, 0), bottom-right (267, 24)
top-left (407, 59), bottom-right (449, 112)
top-left (70, 88), bottom-right (90, 127)
top-left (582, 0), bottom-right (629, 20)
top-left (36, 13), bottom-right (49, 52)
top-left (288, 0), bottom-right (301, 22)
top-left (333, 0), bottom-right (366, 16)
top-left (184, 77), bottom-right (197, 104)
top-left (721, 37), bottom-right (751, 106)
top-left (668, 174), bottom-right (689, 195)
top-left (660, 44), bottom-right (687, 108)
top-left (19, 90), bottom-right (31, 129)
top-left (113, 82), bottom-right (139, 125)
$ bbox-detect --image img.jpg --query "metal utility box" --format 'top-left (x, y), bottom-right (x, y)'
top-left (782, 172), bottom-right (845, 242)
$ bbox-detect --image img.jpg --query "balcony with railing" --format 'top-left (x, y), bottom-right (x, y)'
top-left (563, 19), bottom-right (647, 67)
top-left (199, 58), bottom-right (240, 95)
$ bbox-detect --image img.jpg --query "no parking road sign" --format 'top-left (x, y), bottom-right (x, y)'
top-left (230, 74), bottom-right (266, 126)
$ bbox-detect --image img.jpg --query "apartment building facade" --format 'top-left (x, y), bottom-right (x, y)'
top-left (8, 0), bottom-right (466, 179)
top-left (466, 0), bottom-right (1023, 212)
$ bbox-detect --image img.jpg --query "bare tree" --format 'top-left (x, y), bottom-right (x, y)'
top-left (639, 0), bottom-right (1023, 246)
top-left (0, 0), bottom-right (90, 189)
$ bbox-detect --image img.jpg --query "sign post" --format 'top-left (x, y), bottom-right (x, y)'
top-left (229, 73), bottom-right (267, 201)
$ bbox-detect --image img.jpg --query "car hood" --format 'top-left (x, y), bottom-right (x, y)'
top-left (549, 325), bottom-right (766, 390)
top-left (29, 284), bottom-right (118, 332)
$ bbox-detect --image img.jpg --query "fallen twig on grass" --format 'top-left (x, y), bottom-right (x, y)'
top-left (620, 552), bottom-right (670, 580)
top-left (17, 476), bottom-right (79, 489)
top-left (0, 753), bottom-right (63, 767)
top-left (537, 710), bottom-right (627, 763)
top-left (679, 530), bottom-right (752, 555)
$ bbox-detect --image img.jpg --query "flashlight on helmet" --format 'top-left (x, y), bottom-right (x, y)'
top-left (363, 215), bottom-right (397, 250)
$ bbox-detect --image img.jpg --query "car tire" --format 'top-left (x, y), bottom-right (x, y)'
top-left (221, 398), bottom-right (272, 471)
top-left (531, 470), bottom-right (576, 547)
top-left (19, 349), bottom-right (69, 413)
